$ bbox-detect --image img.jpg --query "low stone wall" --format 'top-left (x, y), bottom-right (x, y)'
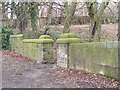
top-left (56, 33), bottom-right (120, 80)
top-left (22, 39), bottom-right (41, 61)
top-left (10, 34), bottom-right (24, 55)
top-left (69, 42), bottom-right (120, 80)
top-left (10, 34), bottom-right (54, 62)
top-left (10, 33), bottom-right (120, 80)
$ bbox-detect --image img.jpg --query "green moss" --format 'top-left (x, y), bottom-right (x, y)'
top-left (56, 38), bottom-right (80, 44)
top-left (23, 39), bottom-right (40, 43)
top-left (10, 34), bottom-right (24, 38)
top-left (37, 39), bottom-right (54, 44)
top-left (59, 33), bottom-right (78, 39)
top-left (67, 38), bottom-right (80, 43)
top-left (68, 42), bottom-right (119, 80)
top-left (23, 39), bottom-right (53, 43)
top-left (43, 52), bottom-right (53, 60)
top-left (56, 39), bottom-right (68, 44)
top-left (39, 35), bottom-right (52, 39)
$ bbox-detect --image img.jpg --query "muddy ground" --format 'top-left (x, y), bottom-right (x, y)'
top-left (2, 50), bottom-right (120, 88)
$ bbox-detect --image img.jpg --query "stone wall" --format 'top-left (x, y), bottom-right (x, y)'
top-left (56, 33), bottom-right (80, 68)
top-left (10, 34), bottom-right (24, 55)
top-left (10, 33), bottom-right (120, 80)
top-left (57, 44), bottom-right (69, 68)
top-left (10, 34), bottom-right (54, 63)
top-left (56, 33), bottom-right (120, 80)
top-left (69, 42), bottom-right (120, 80)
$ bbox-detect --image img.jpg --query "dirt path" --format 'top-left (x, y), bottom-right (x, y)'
top-left (2, 50), bottom-right (120, 88)
top-left (2, 51), bottom-right (65, 88)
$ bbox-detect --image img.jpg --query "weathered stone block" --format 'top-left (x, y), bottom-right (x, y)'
top-left (39, 35), bottom-right (52, 39)
top-left (57, 44), bottom-right (69, 68)
top-left (22, 36), bottom-right (54, 62)
top-left (10, 34), bottom-right (24, 54)
top-left (59, 33), bottom-right (78, 39)
top-left (56, 33), bottom-right (80, 68)
top-left (38, 43), bottom-right (53, 62)
top-left (68, 41), bottom-right (120, 80)
top-left (104, 66), bottom-right (120, 79)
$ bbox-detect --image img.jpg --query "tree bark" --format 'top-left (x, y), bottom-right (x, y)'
top-left (29, 2), bottom-right (39, 31)
top-left (2, 2), bottom-right (7, 27)
top-left (63, 2), bottom-right (77, 33)
top-left (43, 2), bottom-right (53, 35)
top-left (15, 2), bottom-right (29, 33)
top-left (86, 2), bottom-right (109, 42)
top-left (10, 2), bottom-right (15, 28)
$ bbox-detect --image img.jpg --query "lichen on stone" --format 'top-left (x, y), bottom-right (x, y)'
top-left (39, 35), bottom-right (52, 39)
top-left (56, 38), bottom-right (80, 44)
top-left (22, 39), bottom-right (53, 43)
top-left (58, 33), bottom-right (78, 39)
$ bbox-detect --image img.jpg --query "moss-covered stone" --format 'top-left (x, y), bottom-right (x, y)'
top-left (23, 39), bottom-right (40, 43)
top-left (10, 34), bottom-right (24, 38)
top-left (69, 43), bottom-right (85, 70)
top-left (59, 33), bottom-right (78, 39)
top-left (104, 66), bottom-right (119, 80)
top-left (68, 41), bottom-right (119, 80)
top-left (22, 39), bottom-right (53, 43)
top-left (43, 52), bottom-right (53, 60)
top-left (10, 34), bottom-right (24, 54)
top-left (39, 35), bottom-right (52, 39)
top-left (22, 42), bottom-right (40, 61)
top-left (42, 43), bottom-right (53, 61)
top-left (56, 39), bottom-right (68, 44)
top-left (56, 38), bottom-right (80, 44)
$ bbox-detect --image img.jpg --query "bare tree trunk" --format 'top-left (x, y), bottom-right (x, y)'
top-left (10, 2), bottom-right (15, 28)
top-left (43, 2), bottom-right (53, 35)
top-left (63, 2), bottom-right (77, 33)
top-left (29, 2), bottom-right (39, 31)
top-left (86, 2), bottom-right (109, 42)
top-left (15, 2), bottom-right (29, 33)
top-left (89, 18), bottom-right (96, 41)
top-left (89, 16), bottom-right (102, 41)
top-left (2, 2), bottom-right (7, 27)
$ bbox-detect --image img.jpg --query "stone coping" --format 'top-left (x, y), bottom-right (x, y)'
top-left (22, 39), bottom-right (53, 43)
top-left (56, 38), bottom-right (80, 44)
